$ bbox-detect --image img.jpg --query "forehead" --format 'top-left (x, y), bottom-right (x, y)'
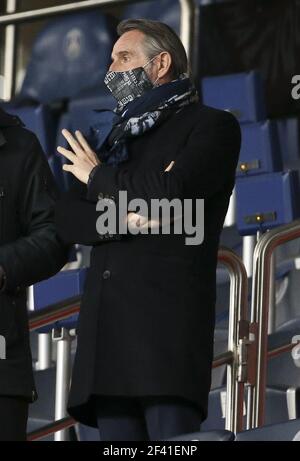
top-left (111, 30), bottom-right (146, 57)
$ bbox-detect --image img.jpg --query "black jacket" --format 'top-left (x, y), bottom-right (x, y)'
top-left (55, 101), bottom-right (241, 427)
top-left (0, 108), bottom-right (69, 401)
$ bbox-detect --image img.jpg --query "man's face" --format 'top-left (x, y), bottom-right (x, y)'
top-left (109, 30), bottom-right (157, 81)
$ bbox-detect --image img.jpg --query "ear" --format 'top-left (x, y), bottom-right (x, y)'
top-left (157, 51), bottom-right (172, 80)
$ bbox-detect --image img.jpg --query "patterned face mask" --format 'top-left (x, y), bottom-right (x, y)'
top-left (104, 55), bottom-right (159, 111)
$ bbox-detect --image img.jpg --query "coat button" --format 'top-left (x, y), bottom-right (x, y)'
top-left (102, 270), bottom-right (111, 280)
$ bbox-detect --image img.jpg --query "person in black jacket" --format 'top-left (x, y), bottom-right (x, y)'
top-left (0, 108), bottom-right (69, 441)
top-left (55, 19), bottom-right (241, 441)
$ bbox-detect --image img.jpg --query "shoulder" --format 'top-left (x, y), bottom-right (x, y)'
top-left (176, 102), bottom-right (241, 146)
top-left (2, 128), bottom-right (40, 151)
top-left (181, 101), bottom-right (241, 128)
top-left (0, 106), bottom-right (41, 147)
top-left (1, 122), bottom-right (44, 163)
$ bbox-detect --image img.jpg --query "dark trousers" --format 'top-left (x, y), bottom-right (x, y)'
top-left (0, 396), bottom-right (29, 441)
top-left (95, 395), bottom-right (203, 441)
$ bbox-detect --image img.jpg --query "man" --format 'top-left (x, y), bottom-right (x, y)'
top-left (54, 19), bottom-right (241, 441)
top-left (0, 107), bottom-right (69, 440)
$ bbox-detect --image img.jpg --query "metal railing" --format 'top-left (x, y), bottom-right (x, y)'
top-left (1, 0), bottom-right (195, 100)
top-left (26, 246), bottom-right (249, 439)
top-left (28, 296), bottom-right (81, 441)
top-left (27, 416), bottom-right (76, 442)
top-left (247, 219), bottom-right (300, 429)
top-left (29, 296), bottom-right (80, 332)
top-left (217, 247), bottom-right (248, 433)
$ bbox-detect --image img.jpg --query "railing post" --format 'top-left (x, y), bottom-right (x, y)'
top-left (247, 219), bottom-right (300, 428)
top-left (218, 247), bottom-right (248, 433)
top-left (36, 333), bottom-right (53, 371)
top-left (52, 327), bottom-right (73, 442)
top-left (267, 253), bottom-right (276, 334)
top-left (3, 0), bottom-right (18, 100)
top-left (179, 0), bottom-right (195, 71)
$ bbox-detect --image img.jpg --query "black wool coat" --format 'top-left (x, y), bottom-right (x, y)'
top-left (54, 101), bottom-right (241, 427)
top-left (0, 108), bottom-right (69, 402)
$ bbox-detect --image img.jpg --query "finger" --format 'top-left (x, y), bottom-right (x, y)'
top-left (57, 146), bottom-right (76, 163)
top-left (62, 163), bottom-right (74, 173)
top-left (164, 160), bottom-right (175, 172)
top-left (75, 130), bottom-right (93, 154)
top-left (75, 130), bottom-right (100, 165)
top-left (62, 163), bottom-right (87, 184)
top-left (61, 129), bottom-right (85, 157)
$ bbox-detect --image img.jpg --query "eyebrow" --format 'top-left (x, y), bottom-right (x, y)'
top-left (111, 50), bottom-right (133, 60)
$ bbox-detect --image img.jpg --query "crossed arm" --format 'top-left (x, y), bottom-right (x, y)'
top-left (57, 129), bottom-right (175, 231)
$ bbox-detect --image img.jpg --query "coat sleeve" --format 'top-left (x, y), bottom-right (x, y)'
top-left (86, 110), bottom-right (241, 205)
top-left (0, 134), bottom-right (71, 292)
top-left (54, 179), bottom-right (122, 245)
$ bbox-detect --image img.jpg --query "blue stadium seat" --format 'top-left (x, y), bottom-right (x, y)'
top-left (235, 418), bottom-right (300, 441)
top-left (236, 171), bottom-right (300, 235)
top-left (276, 117), bottom-right (300, 173)
top-left (69, 88), bottom-right (116, 110)
top-left (68, 88), bottom-right (116, 133)
top-left (237, 121), bottom-right (282, 177)
top-left (202, 71), bottom-right (266, 123)
top-left (19, 12), bottom-right (117, 104)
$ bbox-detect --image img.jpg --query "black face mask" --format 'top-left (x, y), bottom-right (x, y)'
top-left (104, 55), bottom-right (159, 111)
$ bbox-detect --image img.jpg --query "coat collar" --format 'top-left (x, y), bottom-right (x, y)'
top-left (0, 106), bottom-right (24, 148)
top-left (0, 106), bottom-right (23, 127)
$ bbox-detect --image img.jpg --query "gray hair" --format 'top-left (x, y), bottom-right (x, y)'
top-left (116, 18), bottom-right (189, 80)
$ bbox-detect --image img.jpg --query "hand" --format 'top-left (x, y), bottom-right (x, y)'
top-left (57, 129), bottom-right (101, 184)
top-left (126, 160), bottom-right (176, 231)
top-left (164, 160), bottom-right (175, 172)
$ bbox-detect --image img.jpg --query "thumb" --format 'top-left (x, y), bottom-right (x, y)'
top-left (164, 160), bottom-right (175, 172)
